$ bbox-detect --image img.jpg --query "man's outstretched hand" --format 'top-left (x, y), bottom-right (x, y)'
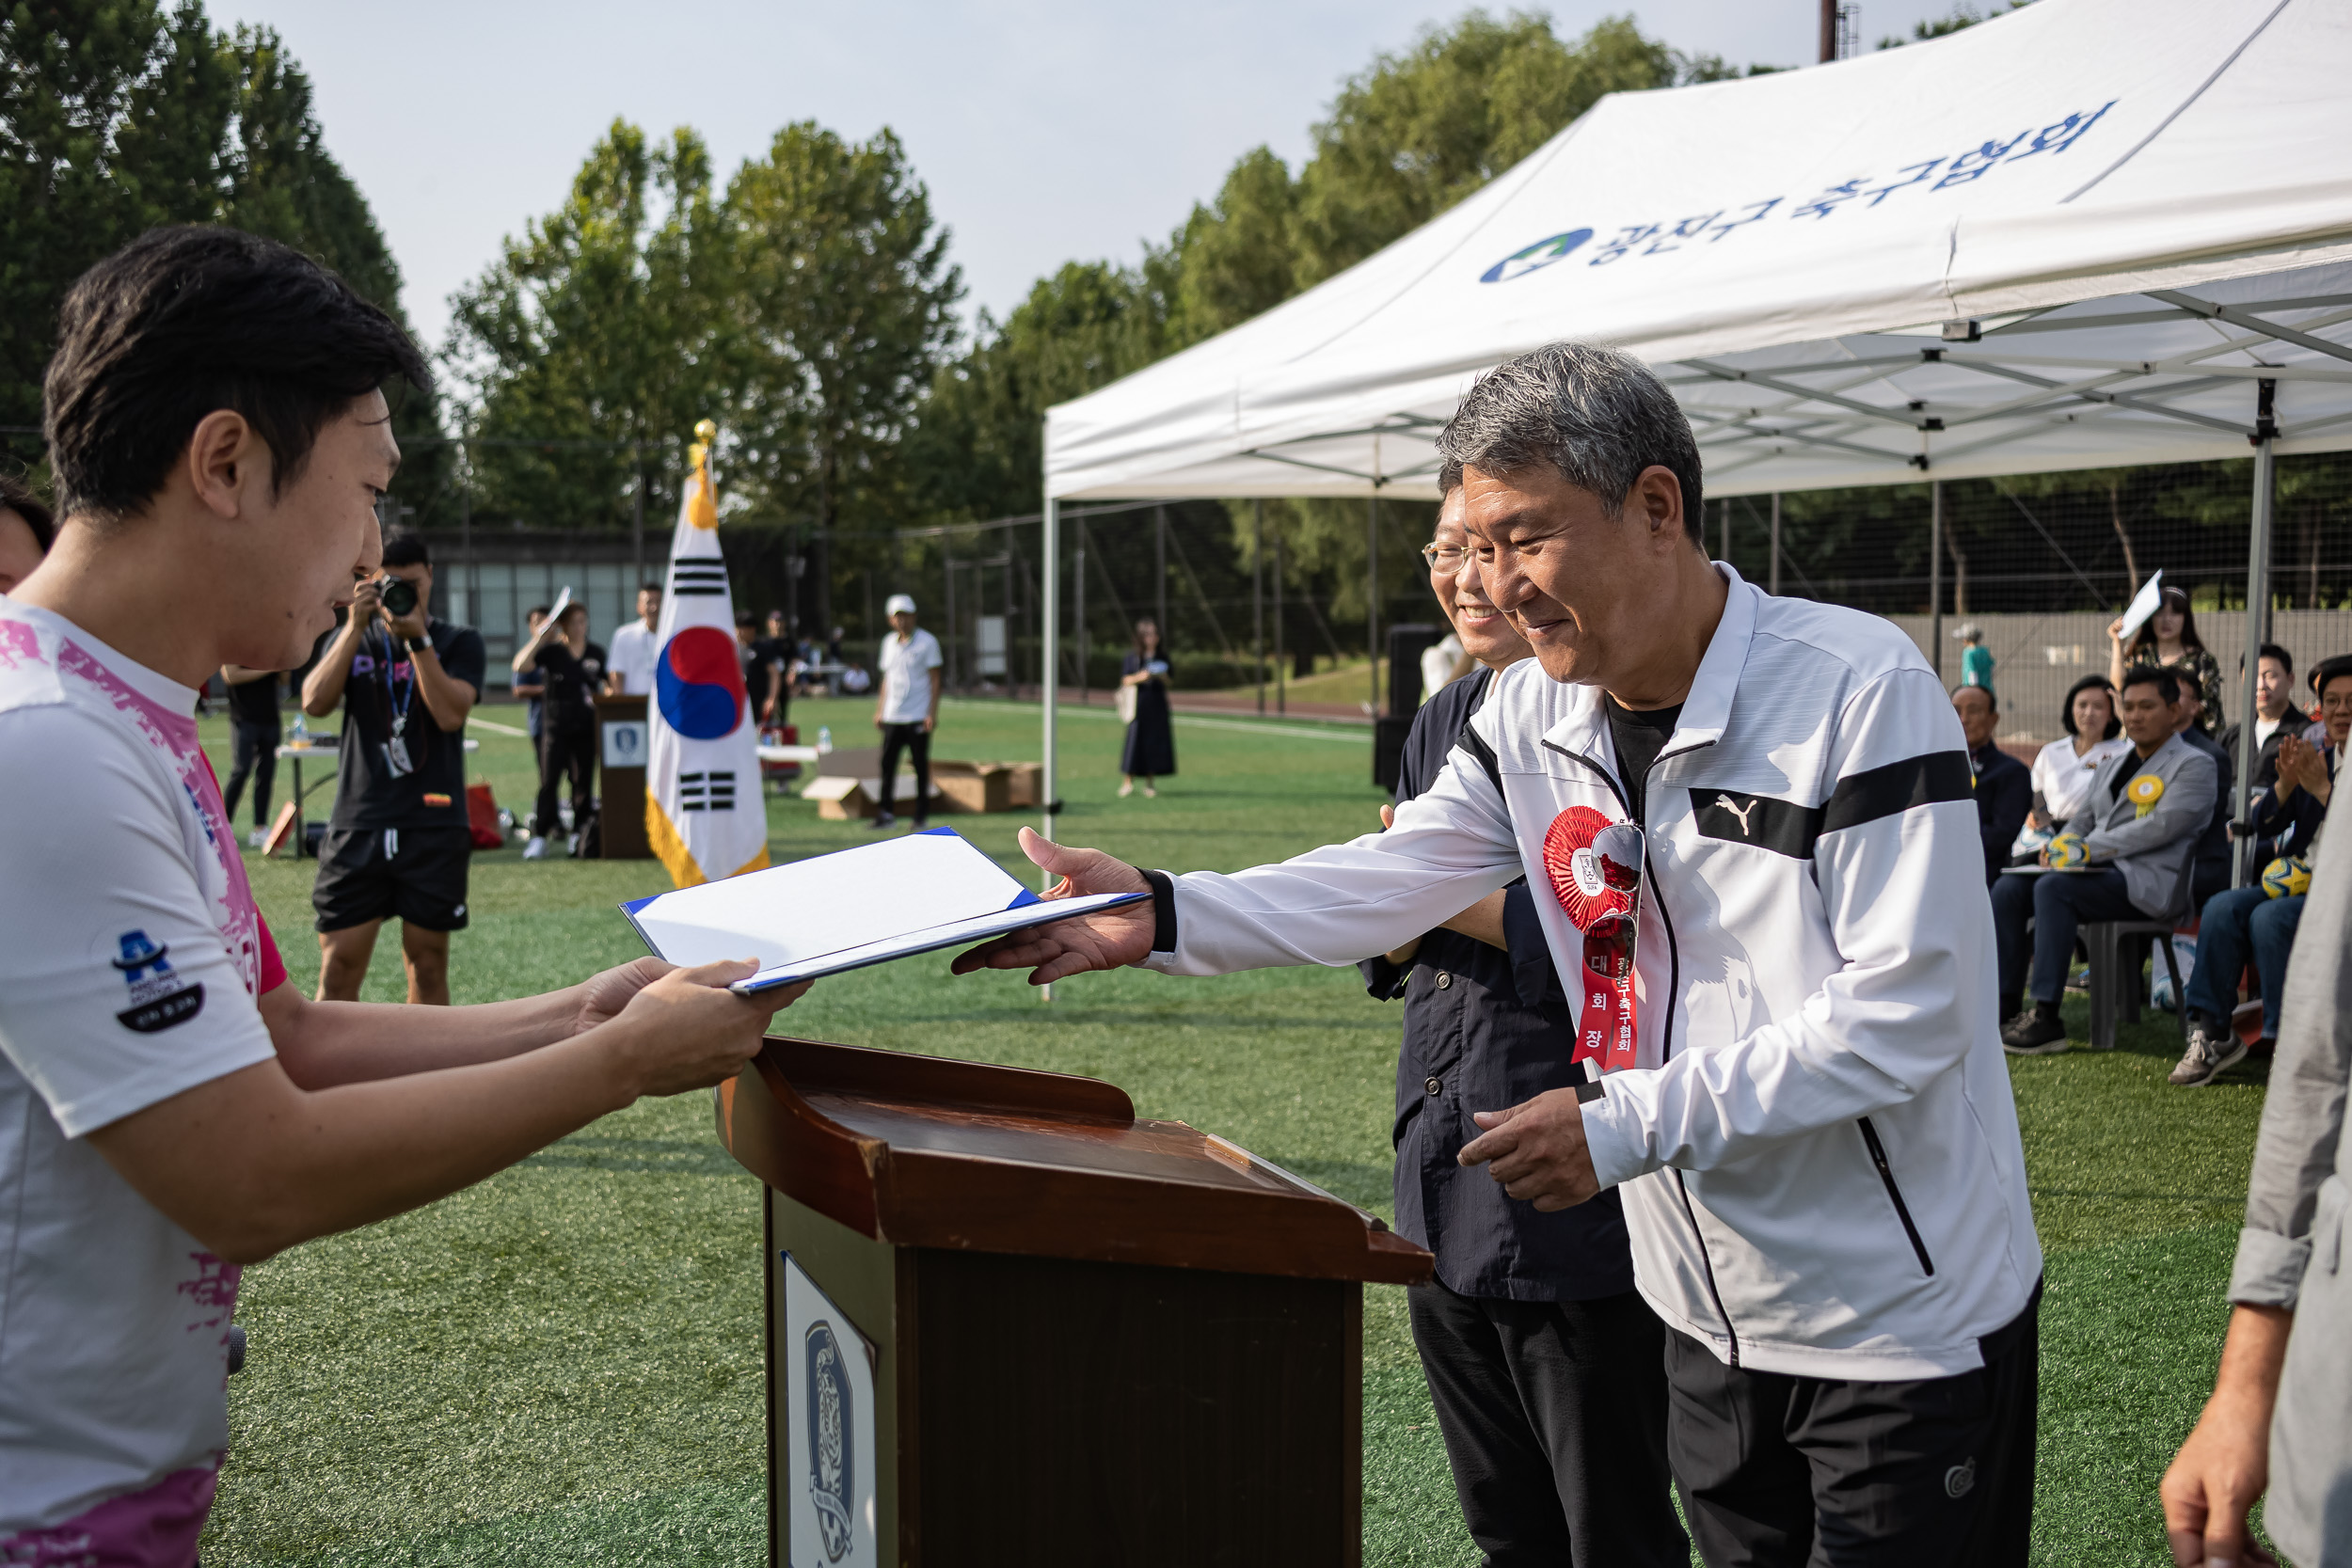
top-left (1457, 1089), bottom-right (1600, 1211)
top-left (950, 827), bottom-right (1157, 986)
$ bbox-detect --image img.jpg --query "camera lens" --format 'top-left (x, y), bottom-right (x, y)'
top-left (379, 578), bottom-right (419, 617)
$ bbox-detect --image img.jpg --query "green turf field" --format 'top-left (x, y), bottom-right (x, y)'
top-left (192, 695), bottom-right (2270, 1566)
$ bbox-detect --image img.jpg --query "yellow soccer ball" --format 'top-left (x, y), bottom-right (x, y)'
top-left (2047, 833), bottom-right (2090, 868)
top-left (2261, 856), bottom-right (2312, 899)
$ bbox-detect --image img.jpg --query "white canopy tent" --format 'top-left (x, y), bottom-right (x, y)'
top-left (1029, 0), bottom-right (2352, 867)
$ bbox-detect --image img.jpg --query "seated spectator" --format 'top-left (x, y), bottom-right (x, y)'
top-left (2016, 675), bottom-right (2131, 861)
top-left (2218, 643), bottom-right (2306, 800)
top-left (1993, 665), bottom-right (2218, 1053)
top-left (1953, 684), bottom-right (2028, 884)
top-left (2172, 656), bottom-right (2350, 1085)
top-left (2168, 677), bottom-right (2236, 908)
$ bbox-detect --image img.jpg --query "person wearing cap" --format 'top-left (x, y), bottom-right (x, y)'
top-left (873, 594), bottom-right (942, 830)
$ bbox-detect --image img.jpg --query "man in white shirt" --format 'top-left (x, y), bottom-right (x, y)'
top-left (872, 593), bottom-right (943, 830)
top-left (0, 225), bottom-right (808, 1563)
top-left (603, 583), bottom-right (661, 697)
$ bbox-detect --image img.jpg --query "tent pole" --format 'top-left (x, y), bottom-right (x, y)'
top-left (1253, 499), bottom-right (1265, 717)
top-left (1040, 495), bottom-right (1059, 855)
top-left (1769, 493), bottom-right (1781, 596)
top-left (1929, 481), bottom-right (1945, 686)
top-left (2234, 380), bottom-right (2279, 887)
top-left (1367, 493), bottom-right (1380, 715)
top-left (1275, 525), bottom-right (1287, 716)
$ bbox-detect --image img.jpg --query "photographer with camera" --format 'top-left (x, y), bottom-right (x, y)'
top-left (300, 531), bottom-right (486, 1004)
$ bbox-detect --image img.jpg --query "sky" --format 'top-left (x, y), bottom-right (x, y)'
top-left (219, 0), bottom-right (1972, 356)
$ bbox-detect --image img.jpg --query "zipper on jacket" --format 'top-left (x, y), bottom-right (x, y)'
top-left (1542, 734), bottom-right (1741, 1362)
top-left (1857, 1116), bottom-right (1935, 1276)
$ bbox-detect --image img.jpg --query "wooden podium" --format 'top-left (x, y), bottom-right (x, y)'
top-left (717, 1036), bottom-right (1432, 1567)
top-left (594, 694), bottom-right (651, 858)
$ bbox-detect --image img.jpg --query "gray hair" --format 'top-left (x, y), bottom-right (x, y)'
top-left (1436, 341), bottom-right (1705, 546)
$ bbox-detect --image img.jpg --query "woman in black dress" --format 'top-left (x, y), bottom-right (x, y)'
top-left (1119, 618), bottom-right (1176, 798)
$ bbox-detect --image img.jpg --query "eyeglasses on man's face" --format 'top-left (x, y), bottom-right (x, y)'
top-left (1420, 543), bottom-right (1470, 569)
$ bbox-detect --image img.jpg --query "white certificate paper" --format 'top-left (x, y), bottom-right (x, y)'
top-left (619, 826), bottom-right (1146, 991)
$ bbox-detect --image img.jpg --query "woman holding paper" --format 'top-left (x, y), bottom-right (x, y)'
top-left (1118, 618), bottom-right (1176, 799)
top-left (2110, 584), bottom-right (2224, 734)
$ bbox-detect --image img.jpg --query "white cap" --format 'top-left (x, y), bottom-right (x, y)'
top-left (884, 594), bottom-right (917, 617)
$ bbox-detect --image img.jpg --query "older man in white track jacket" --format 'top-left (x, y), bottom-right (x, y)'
top-left (960, 343), bottom-right (2042, 1567)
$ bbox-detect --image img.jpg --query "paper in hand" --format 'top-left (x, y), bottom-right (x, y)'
top-left (619, 827), bottom-right (1147, 991)
top-left (2116, 571), bottom-right (2164, 642)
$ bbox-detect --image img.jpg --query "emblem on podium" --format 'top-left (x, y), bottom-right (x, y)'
top-left (782, 1252), bottom-right (877, 1565)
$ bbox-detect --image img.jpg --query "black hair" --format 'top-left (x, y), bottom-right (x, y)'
top-left (42, 226), bottom-right (430, 521)
top-left (2312, 654), bottom-right (2352, 701)
top-left (2059, 673), bottom-right (2121, 739)
top-left (735, 610), bottom-right (758, 628)
top-left (558, 601), bottom-right (587, 622)
top-left (0, 472), bottom-right (54, 551)
top-left (2254, 641), bottom-right (2293, 677)
top-left (640, 582), bottom-right (662, 595)
top-left (2124, 586), bottom-right (2204, 659)
top-left (2120, 663), bottom-right (2182, 705)
top-left (526, 604), bottom-right (551, 622)
top-left (380, 530), bottom-right (429, 569)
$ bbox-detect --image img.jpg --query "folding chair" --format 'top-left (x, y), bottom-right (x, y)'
top-left (2082, 848), bottom-right (2199, 1052)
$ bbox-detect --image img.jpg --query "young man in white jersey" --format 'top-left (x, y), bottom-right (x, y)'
top-left (0, 226), bottom-right (809, 1566)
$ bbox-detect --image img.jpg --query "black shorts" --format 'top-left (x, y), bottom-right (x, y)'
top-left (312, 824), bottom-right (473, 933)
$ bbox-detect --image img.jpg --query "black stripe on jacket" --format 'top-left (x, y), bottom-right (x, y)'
top-left (1692, 752), bottom-right (1971, 860)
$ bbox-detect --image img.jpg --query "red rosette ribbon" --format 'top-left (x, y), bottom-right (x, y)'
top-left (1542, 806), bottom-right (1644, 1072)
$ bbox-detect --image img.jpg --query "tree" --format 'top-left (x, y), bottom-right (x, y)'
top-left (0, 3), bottom-right (429, 496)
top-left (904, 261), bottom-right (1168, 525)
top-left (1290, 13), bottom-right (1675, 288)
top-left (1167, 147), bottom-right (1297, 349)
top-left (723, 122), bottom-right (961, 634)
top-left (446, 120), bottom-right (723, 535)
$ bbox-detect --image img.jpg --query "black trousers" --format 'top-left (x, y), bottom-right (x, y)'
top-left (877, 721), bottom-right (930, 821)
top-left (223, 717), bottom-right (278, 827)
top-left (536, 719), bottom-right (595, 837)
top-left (1408, 1281), bottom-right (1685, 1567)
top-left (1666, 1288), bottom-right (2040, 1568)
top-left (1992, 867), bottom-right (2141, 1007)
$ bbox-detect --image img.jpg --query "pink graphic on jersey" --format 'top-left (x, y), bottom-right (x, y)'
top-left (0, 618), bottom-right (277, 995)
top-left (0, 1465), bottom-right (215, 1568)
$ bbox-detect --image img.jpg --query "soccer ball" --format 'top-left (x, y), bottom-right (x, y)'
top-left (2046, 833), bottom-right (2090, 869)
top-left (2261, 856), bottom-right (2312, 899)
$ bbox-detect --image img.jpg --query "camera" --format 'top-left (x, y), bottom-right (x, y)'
top-left (376, 576), bottom-right (419, 618)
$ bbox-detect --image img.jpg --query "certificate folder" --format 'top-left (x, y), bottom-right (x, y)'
top-left (618, 826), bottom-right (1145, 992)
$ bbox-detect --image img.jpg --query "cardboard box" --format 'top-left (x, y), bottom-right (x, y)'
top-left (925, 760), bottom-right (1042, 814)
top-left (801, 774), bottom-right (873, 821)
top-left (802, 773), bottom-right (943, 820)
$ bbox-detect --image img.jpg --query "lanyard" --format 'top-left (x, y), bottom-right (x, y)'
top-left (375, 628), bottom-right (417, 738)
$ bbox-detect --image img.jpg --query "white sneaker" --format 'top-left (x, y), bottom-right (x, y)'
top-left (2169, 1023), bottom-right (2248, 1087)
top-left (246, 829), bottom-right (268, 849)
top-left (522, 836), bottom-right (548, 861)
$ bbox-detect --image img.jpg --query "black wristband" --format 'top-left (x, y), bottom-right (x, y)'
top-left (1141, 869), bottom-right (1178, 953)
top-left (405, 636), bottom-right (431, 656)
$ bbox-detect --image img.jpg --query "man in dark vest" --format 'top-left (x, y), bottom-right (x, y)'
top-left (1359, 484), bottom-right (1683, 1565)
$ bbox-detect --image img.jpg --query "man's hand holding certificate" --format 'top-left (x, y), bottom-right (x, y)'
top-left (951, 828), bottom-right (1159, 984)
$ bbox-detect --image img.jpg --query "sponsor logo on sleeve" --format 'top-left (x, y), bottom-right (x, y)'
top-left (112, 929), bottom-right (204, 1032)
